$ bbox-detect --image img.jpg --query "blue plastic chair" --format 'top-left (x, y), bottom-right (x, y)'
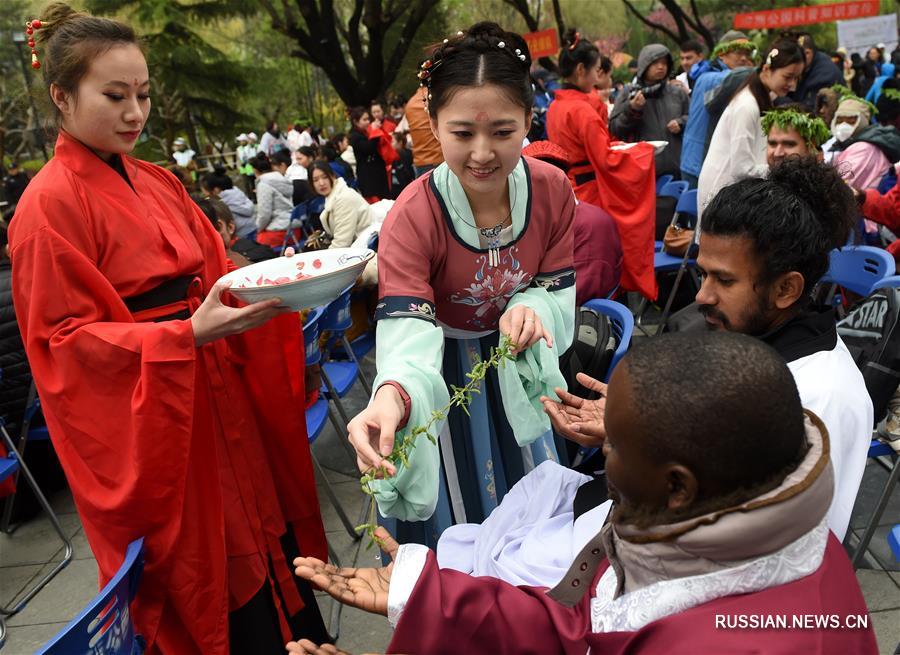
top-left (655, 174), bottom-right (674, 195)
top-left (302, 308), bottom-right (360, 542)
top-left (582, 299), bottom-right (634, 383)
top-left (36, 539), bottom-right (145, 655)
top-left (820, 246), bottom-right (895, 298)
top-left (850, 438), bottom-right (899, 568)
top-left (569, 300), bottom-right (634, 466)
top-left (658, 180), bottom-right (689, 200)
top-left (889, 525), bottom-right (900, 562)
top-left (320, 287), bottom-right (372, 404)
top-left (0, 377), bottom-right (73, 649)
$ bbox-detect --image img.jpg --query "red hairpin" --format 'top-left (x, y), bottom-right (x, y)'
top-left (25, 19), bottom-right (47, 69)
top-left (567, 32), bottom-right (581, 51)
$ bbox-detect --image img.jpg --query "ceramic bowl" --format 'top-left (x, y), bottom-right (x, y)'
top-left (219, 247), bottom-right (374, 311)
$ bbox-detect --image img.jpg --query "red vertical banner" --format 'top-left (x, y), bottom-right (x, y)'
top-left (523, 28), bottom-right (560, 59)
top-left (733, 0), bottom-right (879, 29)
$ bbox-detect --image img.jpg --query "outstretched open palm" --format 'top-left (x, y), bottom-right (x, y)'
top-left (293, 527), bottom-right (398, 616)
top-left (541, 372), bottom-right (608, 447)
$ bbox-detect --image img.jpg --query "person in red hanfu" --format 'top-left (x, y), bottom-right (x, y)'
top-left (289, 331), bottom-right (877, 655)
top-left (10, 5), bottom-right (327, 653)
top-left (547, 29), bottom-right (658, 301)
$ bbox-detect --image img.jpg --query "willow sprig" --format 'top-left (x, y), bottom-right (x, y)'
top-left (355, 335), bottom-right (517, 549)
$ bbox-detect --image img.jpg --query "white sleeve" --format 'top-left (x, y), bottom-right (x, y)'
top-left (387, 543), bottom-right (430, 628)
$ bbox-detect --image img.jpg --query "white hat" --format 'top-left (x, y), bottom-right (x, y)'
top-left (237, 133), bottom-right (248, 141)
top-left (174, 137), bottom-right (186, 145)
top-left (248, 132), bottom-right (258, 141)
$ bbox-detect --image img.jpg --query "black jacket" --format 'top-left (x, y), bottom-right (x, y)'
top-left (790, 51), bottom-right (845, 110)
top-left (0, 259), bottom-right (31, 435)
top-left (349, 129), bottom-right (390, 200)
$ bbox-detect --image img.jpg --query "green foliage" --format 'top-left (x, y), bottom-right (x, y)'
top-left (830, 84), bottom-right (878, 117)
top-left (356, 336), bottom-right (517, 549)
top-left (883, 88), bottom-right (900, 103)
top-left (761, 107), bottom-right (830, 148)
top-left (710, 40), bottom-right (758, 63)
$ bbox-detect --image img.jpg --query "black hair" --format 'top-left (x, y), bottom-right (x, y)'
top-left (348, 106), bottom-right (370, 129)
top-left (388, 94), bottom-right (407, 109)
top-left (297, 146), bottom-right (317, 160)
top-left (795, 31), bottom-right (817, 52)
top-left (320, 145), bottom-right (338, 161)
top-left (0, 221), bottom-right (7, 251)
top-left (193, 194), bottom-right (234, 229)
top-left (740, 38), bottom-right (804, 112)
top-left (424, 22), bottom-right (533, 118)
top-left (701, 156), bottom-right (855, 296)
top-left (599, 55), bottom-right (613, 74)
top-left (558, 28), bottom-right (600, 78)
top-left (680, 39), bottom-right (704, 55)
top-left (623, 331), bottom-right (807, 507)
top-left (202, 170), bottom-right (233, 192)
top-left (876, 78), bottom-right (900, 124)
top-left (249, 152), bottom-right (272, 173)
top-left (271, 149), bottom-right (292, 168)
top-left (309, 160), bottom-right (336, 184)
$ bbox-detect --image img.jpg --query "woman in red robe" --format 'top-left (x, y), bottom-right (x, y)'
top-left (547, 31), bottom-right (658, 301)
top-left (10, 5), bottom-right (326, 653)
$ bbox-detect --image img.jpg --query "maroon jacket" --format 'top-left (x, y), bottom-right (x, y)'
top-left (388, 534), bottom-right (877, 655)
top-left (574, 201), bottom-right (622, 304)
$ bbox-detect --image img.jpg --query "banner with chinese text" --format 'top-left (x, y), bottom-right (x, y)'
top-left (733, 0), bottom-right (879, 30)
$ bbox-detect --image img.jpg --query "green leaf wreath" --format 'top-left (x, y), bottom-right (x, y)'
top-left (761, 107), bottom-right (831, 149)
top-left (829, 84), bottom-right (878, 117)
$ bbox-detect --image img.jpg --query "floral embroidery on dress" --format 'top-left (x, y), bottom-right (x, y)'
top-left (532, 268), bottom-right (576, 291)
top-left (375, 297), bottom-right (437, 323)
top-left (449, 248), bottom-right (533, 329)
top-left (484, 459), bottom-right (497, 503)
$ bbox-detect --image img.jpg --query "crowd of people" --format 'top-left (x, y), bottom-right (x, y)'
top-left (0, 3), bottom-right (898, 654)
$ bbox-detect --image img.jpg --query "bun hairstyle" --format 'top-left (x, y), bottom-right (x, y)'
top-left (701, 156), bottom-right (855, 296)
top-left (32, 3), bottom-right (140, 124)
top-left (270, 149), bottom-right (292, 168)
top-left (420, 22), bottom-right (533, 118)
top-left (248, 152), bottom-right (273, 173)
top-left (741, 37), bottom-right (804, 112)
top-left (558, 29), bottom-right (600, 78)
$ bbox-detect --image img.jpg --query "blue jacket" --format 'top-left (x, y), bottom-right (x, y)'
top-left (680, 59), bottom-right (729, 179)
top-left (865, 62), bottom-right (895, 105)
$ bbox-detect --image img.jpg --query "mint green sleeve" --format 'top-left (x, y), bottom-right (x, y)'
top-left (497, 284), bottom-right (575, 445)
top-left (368, 317), bottom-right (450, 522)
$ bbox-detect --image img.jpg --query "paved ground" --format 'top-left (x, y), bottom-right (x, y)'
top-left (1, 353), bottom-right (898, 654)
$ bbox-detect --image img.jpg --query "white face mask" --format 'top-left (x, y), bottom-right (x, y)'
top-left (832, 122), bottom-right (856, 142)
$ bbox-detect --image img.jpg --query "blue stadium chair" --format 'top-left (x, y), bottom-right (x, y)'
top-left (320, 287), bottom-right (372, 407)
top-left (889, 525), bottom-right (900, 562)
top-left (303, 308), bottom-right (360, 542)
top-left (0, 373), bottom-right (73, 649)
top-left (36, 539), bottom-right (145, 655)
top-left (636, 189), bottom-right (700, 334)
top-left (655, 174), bottom-right (674, 195)
top-left (658, 180), bottom-right (689, 201)
top-left (582, 299), bottom-right (634, 383)
top-left (820, 245), bottom-right (895, 300)
top-left (850, 438), bottom-right (899, 569)
top-left (568, 299), bottom-right (634, 467)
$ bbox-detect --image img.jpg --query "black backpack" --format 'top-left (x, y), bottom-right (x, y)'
top-left (837, 286), bottom-right (900, 422)
top-left (558, 306), bottom-right (617, 399)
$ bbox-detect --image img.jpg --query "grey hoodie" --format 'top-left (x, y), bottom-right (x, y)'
top-left (610, 43), bottom-right (690, 177)
top-left (255, 170), bottom-right (295, 232)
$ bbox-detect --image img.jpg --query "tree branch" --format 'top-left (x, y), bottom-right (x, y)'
top-left (502, 0), bottom-right (539, 31)
top-left (621, 0), bottom-right (681, 45)
top-left (346, 0), bottom-right (366, 74)
top-left (551, 0), bottom-right (566, 43)
top-left (382, 0), bottom-right (440, 90)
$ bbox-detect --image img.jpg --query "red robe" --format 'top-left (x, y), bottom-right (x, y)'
top-left (9, 130), bottom-right (324, 654)
top-left (547, 88), bottom-right (658, 300)
top-left (388, 535), bottom-right (877, 654)
top-left (863, 186), bottom-right (900, 262)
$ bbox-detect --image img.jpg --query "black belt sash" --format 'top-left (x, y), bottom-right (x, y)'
top-left (123, 275), bottom-right (195, 322)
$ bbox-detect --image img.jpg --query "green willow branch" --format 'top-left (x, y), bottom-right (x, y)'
top-left (356, 336), bottom-right (517, 549)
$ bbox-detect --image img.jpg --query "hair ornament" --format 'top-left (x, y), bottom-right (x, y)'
top-left (24, 19), bottom-right (49, 69)
top-left (765, 48), bottom-right (779, 67)
top-left (457, 31), bottom-right (464, 36)
top-left (568, 32), bottom-right (581, 51)
top-left (498, 41), bottom-right (505, 48)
